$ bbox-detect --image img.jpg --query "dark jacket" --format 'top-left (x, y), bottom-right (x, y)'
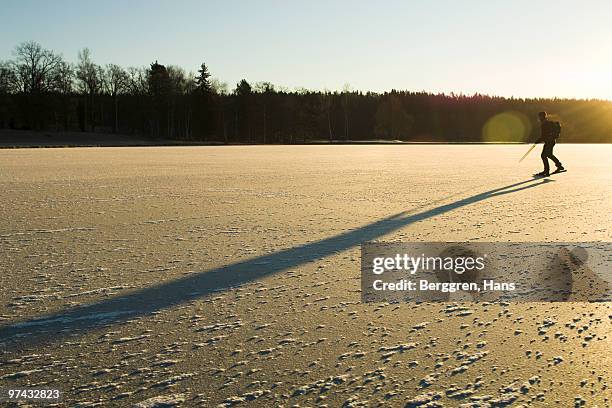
top-left (536, 120), bottom-right (558, 144)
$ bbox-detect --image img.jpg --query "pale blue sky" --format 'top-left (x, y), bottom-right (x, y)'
top-left (2, 0), bottom-right (612, 99)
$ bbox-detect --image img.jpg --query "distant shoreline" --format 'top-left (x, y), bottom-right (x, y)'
top-left (0, 130), bottom-right (609, 149)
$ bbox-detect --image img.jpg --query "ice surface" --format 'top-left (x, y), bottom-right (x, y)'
top-left (0, 145), bottom-right (610, 406)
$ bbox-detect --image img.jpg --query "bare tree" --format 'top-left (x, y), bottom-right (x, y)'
top-left (76, 48), bottom-right (101, 131)
top-left (104, 64), bottom-right (128, 133)
top-left (123, 66), bottom-right (150, 135)
top-left (255, 82), bottom-right (274, 143)
top-left (126, 66), bottom-right (148, 95)
top-left (76, 49), bottom-right (100, 93)
top-left (320, 89), bottom-right (334, 142)
top-left (53, 60), bottom-right (74, 130)
top-left (210, 78), bottom-right (228, 95)
top-left (0, 61), bottom-right (17, 128)
top-left (167, 66), bottom-right (189, 138)
top-left (0, 61), bottom-right (18, 94)
top-left (184, 70), bottom-right (196, 139)
top-left (168, 66), bottom-right (187, 92)
top-left (341, 83), bottom-right (351, 140)
top-left (12, 41), bottom-right (62, 94)
top-left (211, 78), bottom-right (229, 142)
top-left (53, 61), bottom-right (73, 95)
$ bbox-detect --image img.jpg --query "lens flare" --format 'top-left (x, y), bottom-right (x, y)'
top-left (482, 111), bottom-right (531, 142)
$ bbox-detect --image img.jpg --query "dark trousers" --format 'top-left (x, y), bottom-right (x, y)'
top-left (541, 142), bottom-right (562, 173)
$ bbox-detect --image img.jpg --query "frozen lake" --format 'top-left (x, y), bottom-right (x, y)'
top-left (1, 145), bottom-right (610, 406)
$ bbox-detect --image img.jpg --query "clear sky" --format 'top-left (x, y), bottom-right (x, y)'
top-left (2, 0), bottom-right (612, 99)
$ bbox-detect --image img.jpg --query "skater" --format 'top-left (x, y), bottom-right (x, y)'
top-left (535, 111), bottom-right (564, 177)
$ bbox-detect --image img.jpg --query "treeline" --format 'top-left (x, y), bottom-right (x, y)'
top-left (1, 41), bottom-right (612, 143)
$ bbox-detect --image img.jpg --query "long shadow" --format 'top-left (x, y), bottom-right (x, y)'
top-left (0, 178), bottom-right (553, 350)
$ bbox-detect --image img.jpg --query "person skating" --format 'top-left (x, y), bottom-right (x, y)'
top-left (535, 111), bottom-right (564, 177)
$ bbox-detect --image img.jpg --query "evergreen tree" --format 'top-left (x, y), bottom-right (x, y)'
top-left (233, 79), bottom-right (252, 141)
top-left (147, 61), bottom-right (170, 137)
top-left (192, 62), bottom-right (214, 139)
top-left (195, 63), bottom-right (212, 94)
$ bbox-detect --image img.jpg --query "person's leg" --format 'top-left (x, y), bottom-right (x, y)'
top-left (548, 143), bottom-right (563, 169)
top-left (541, 145), bottom-right (551, 174)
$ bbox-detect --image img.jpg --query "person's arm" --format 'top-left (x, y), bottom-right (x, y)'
top-left (534, 123), bottom-right (545, 143)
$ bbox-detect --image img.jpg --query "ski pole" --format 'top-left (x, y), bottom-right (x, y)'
top-left (519, 143), bottom-right (537, 163)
